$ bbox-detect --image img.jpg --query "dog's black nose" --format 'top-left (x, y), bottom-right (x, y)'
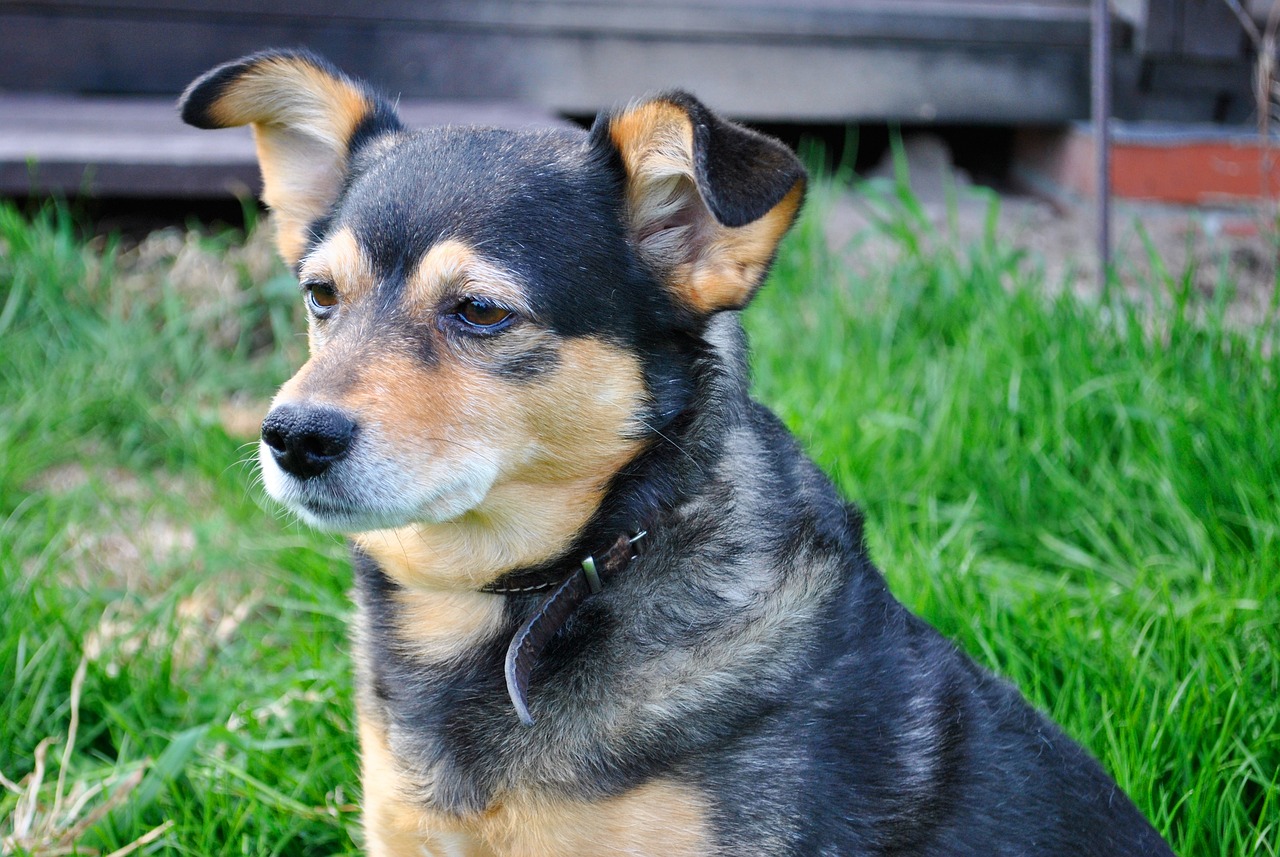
top-left (261, 403), bottom-right (356, 479)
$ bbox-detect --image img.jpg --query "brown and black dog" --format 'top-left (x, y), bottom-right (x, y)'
top-left (180, 51), bottom-right (1175, 856)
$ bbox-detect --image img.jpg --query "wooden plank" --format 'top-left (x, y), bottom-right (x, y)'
top-left (18, 0), bottom-right (1091, 10)
top-left (0, 94), bottom-right (566, 197)
top-left (0, 5), bottom-right (1090, 117)
top-left (16, 0), bottom-right (1094, 23)
top-left (448, 38), bottom-right (1090, 121)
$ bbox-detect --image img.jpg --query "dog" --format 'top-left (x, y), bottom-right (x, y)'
top-left (180, 50), bottom-right (1175, 856)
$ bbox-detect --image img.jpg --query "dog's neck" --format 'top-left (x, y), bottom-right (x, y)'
top-left (484, 525), bottom-right (650, 724)
top-left (352, 476), bottom-right (617, 591)
top-left (353, 436), bottom-right (695, 725)
top-left (467, 319), bottom-right (748, 723)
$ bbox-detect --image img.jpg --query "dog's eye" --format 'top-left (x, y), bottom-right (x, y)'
top-left (454, 298), bottom-right (514, 331)
top-left (304, 281), bottom-right (339, 316)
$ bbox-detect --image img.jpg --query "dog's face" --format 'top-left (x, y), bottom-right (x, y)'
top-left (181, 51), bottom-right (804, 582)
top-left (257, 131), bottom-right (661, 537)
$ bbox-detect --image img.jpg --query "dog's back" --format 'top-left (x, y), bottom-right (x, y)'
top-left (181, 51), bottom-right (1175, 856)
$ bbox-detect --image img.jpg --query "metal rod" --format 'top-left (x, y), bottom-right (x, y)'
top-left (1092, 0), bottom-right (1112, 294)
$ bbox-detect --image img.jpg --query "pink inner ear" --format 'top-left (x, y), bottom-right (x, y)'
top-left (645, 197), bottom-right (701, 235)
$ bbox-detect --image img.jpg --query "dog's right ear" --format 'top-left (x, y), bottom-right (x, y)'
top-left (592, 92), bottom-right (806, 316)
top-left (180, 50), bottom-right (403, 266)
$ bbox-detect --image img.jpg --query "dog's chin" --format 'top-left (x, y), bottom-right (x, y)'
top-left (279, 483), bottom-right (492, 533)
top-left (259, 448), bottom-right (497, 534)
top-left (289, 499), bottom-right (414, 534)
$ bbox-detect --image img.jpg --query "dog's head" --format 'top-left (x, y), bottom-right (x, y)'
top-left (181, 51), bottom-right (804, 583)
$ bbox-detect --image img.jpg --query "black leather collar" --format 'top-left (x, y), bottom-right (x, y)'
top-left (482, 529), bottom-right (647, 725)
top-left (476, 349), bottom-right (716, 726)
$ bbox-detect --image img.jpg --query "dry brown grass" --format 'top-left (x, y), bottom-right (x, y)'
top-left (0, 658), bottom-right (172, 857)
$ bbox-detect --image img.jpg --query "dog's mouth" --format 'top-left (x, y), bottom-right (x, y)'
top-left (296, 494), bottom-right (359, 518)
top-left (277, 481), bottom-right (397, 532)
top-left (276, 483), bottom-right (427, 533)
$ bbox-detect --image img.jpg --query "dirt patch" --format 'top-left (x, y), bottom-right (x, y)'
top-left (25, 460), bottom-right (205, 593)
top-left (836, 133), bottom-right (1279, 329)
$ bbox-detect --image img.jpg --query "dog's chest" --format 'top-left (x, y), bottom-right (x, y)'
top-left (360, 716), bottom-right (714, 857)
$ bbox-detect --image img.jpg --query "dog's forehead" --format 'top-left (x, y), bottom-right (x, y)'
top-left (336, 127), bottom-right (615, 272)
top-left (322, 125), bottom-right (669, 339)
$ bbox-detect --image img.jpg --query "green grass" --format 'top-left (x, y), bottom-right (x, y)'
top-left (2, 188), bottom-right (1277, 855)
top-left (0, 206), bottom-right (358, 855)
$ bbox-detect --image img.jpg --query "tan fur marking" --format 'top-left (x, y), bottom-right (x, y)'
top-left (351, 337), bottom-right (646, 590)
top-left (360, 717), bottom-right (464, 857)
top-left (357, 479), bottom-right (609, 591)
top-left (679, 179), bottom-right (805, 313)
top-left (206, 56), bottom-right (370, 145)
top-left (405, 241), bottom-right (534, 317)
top-left (206, 56), bottom-right (376, 265)
top-left (607, 102), bottom-right (694, 191)
top-left (392, 587), bottom-right (505, 663)
top-left (608, 99), bottom-right (802, 313)
top-left (360, 718), bottom-right (712, 857)
top-left (296, 227), bottom-right (377, 346)
top-left (471, 781), bottom-right (713, 857)
top-left (608, 102), bottom-right (697, 251)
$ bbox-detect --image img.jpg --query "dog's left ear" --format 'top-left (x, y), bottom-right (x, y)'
top-left (179, 50), bottom-right (403, 266)
top-left (593, 92), bottom-right (806, 314)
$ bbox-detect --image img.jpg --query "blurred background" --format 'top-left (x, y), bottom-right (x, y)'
top-left (0, 1), bottom-right (1272, 197)
top-left (5, 0), bottom-right (1280, 300)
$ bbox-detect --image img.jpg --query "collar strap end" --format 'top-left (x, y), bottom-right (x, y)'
top-left (580, 555), bottom-right (603, 594)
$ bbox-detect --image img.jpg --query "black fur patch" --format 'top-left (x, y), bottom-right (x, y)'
top-left (653, 90), bottom-right (806, 229)
top-left (178, 56), bottom-right (253, 129)
top-left (339, 149), bottom-right (1173, 853)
